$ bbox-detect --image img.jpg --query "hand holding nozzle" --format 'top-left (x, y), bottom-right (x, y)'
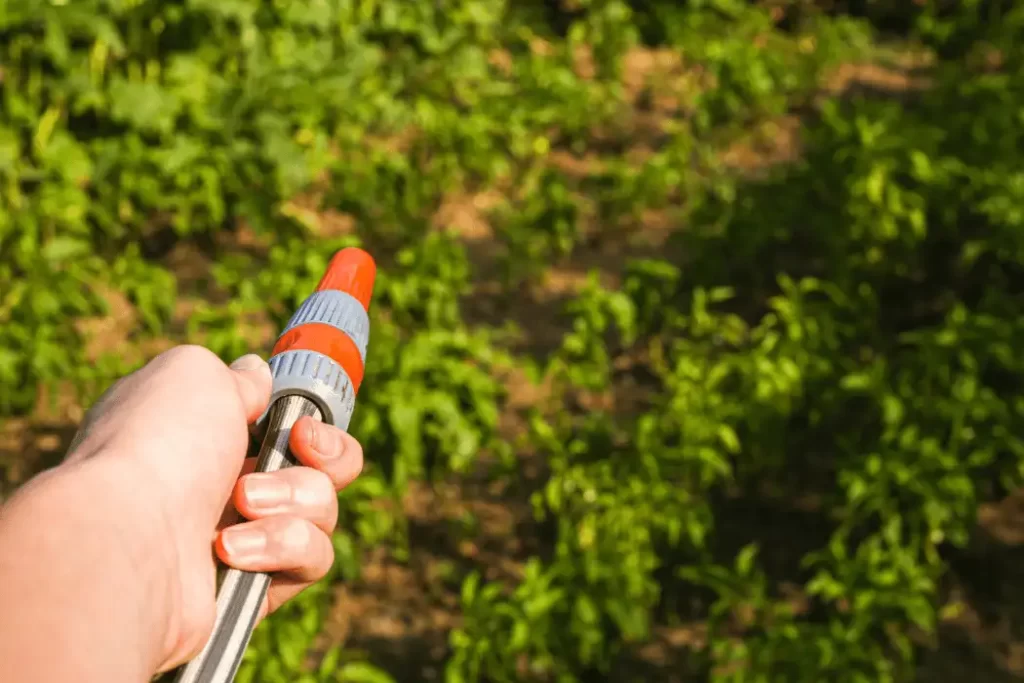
top-left (172, 247), bottom-right (377, 683)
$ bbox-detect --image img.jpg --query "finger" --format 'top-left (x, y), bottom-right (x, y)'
top-left (216, 457), bottom-right (260, 530)
top-left (259, 593), bottom-right (271, 622)
top-left (289, 416), bottom-right (364, 490)
top-left (215, 516), bottom-right (335, 583)
top-left (265, 575), bottom-right (314, 618)
top-left (228, 354), bottom-right (273, 424)
top-left (239, 457), bottom-right (259, 478)
top-left (232, 467), bottom-right (339, 535)
top-left (256, 576), bottom-right (314, 623)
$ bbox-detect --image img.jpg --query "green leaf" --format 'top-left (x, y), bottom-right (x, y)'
top-left (339, 662), bottom-right (398, 683)
top-left (42, 237), bottom-right (89, 263)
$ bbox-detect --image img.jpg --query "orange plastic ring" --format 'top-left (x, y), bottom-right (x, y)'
top-left (271, 322), bottom-right (365, 393)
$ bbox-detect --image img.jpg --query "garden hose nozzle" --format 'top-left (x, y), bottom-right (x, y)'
top-left (171, 247), bottom-right (376, 683)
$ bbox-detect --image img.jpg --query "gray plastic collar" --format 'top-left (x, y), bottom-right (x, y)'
top-left (281, 290), bottom-right (370, 362)
top-left (257, 349), bottom-right (357, 430)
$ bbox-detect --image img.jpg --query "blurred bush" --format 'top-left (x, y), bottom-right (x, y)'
top-left (2, 1), bottom-right (1023, 681)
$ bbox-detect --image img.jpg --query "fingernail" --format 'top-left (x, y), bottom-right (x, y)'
top-left (308, 421), bottom-right (343, 460)
top-left (230, 354), bottom-right (265, 372)
top-left (243, 474), bottom-right (292, 510)
top-left (220, 527), bottom-right (267, 558)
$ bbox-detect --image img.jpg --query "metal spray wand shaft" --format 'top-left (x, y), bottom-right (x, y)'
top-left (166, 246), bottom-right (376, 683)
top-left (172, 395), bottom-right (321, 683)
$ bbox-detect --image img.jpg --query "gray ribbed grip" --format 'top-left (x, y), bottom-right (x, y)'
top-left (281, 290), bottom-right (370, 361)
top-left (252, 289), bottom-right (369, 433)
top-left (259, 349), bottom-right (356, 430)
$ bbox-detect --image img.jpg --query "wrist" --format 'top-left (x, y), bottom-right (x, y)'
top-left (0, 456), bottom-right (177, 680)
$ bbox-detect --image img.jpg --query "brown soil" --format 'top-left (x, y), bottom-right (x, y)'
top-left (2, 47), bottom-right (1020, 683)
top-left (722, 115), bottom-right (803, 175)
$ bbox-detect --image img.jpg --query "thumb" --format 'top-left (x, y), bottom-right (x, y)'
top-left (229, 354), bottom-right (272, 423)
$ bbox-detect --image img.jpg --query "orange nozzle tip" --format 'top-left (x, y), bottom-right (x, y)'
top-left (315, 247), bottom-right (376, 311)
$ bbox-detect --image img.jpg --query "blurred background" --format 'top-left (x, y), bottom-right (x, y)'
top-left (2, 1), bottom-right (1024, 681)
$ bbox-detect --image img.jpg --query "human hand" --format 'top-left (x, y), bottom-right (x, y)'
top-left (63, 344), bottom-right (364, 672)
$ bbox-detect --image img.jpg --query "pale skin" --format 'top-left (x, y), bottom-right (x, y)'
top-left (0, 345), bottom-right (365, 682)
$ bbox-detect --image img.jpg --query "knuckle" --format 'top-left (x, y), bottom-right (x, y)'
top-left (324, 425), bottom-right (347, 458)
top-left (157, 345), bottom-right (225, 379)
top-left (314, 468), bottom-right (338, 498)
top-left (291, 468), bottom-right (337, 512)
top-left (316, 539), bottom-right (336, 578)
top-left (345, 433), bottom-right (364, 462)
top-left (274, 516), bottom-right (315, 555)
top-left (270, 517), bottom-right (334, 578)
top-left (306, 529), bottom-right (335, 580)
top-left (163, 344), bottom-right (219, 366)
top-left (324, 489), bottom-right (340, 530)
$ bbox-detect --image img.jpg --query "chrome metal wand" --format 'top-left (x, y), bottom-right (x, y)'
top-left (169, 247), bottom-right (376, 683)
top-left (172, 395), bottom-right (320, 683)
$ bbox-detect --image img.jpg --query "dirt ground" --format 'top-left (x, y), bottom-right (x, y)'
top-left (1, 48), bottom-right (1016, 682)
top-left (6, 397), bottom-right (1024, 682)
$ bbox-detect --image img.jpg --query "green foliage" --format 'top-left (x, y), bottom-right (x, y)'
top-left (493, 168), bottom-right (583, 284)
top-left (5, 1), bottom-right (1024, 682)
